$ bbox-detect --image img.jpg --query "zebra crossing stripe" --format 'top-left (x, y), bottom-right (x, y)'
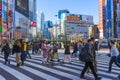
top-left (71, 61), bottom-right (120, 73)
top-left (54, 66), bottom-right (80, 74)
top-left (7, 57), bottom-right (80, 80)
top-left (97, 61), bottom-right (118, 68)
top-left (76, 60), bottom-right (119, 70)
top-left (63, 64), bottom-right (118, 78)
top-left (54, 66), bottom-right (112, 80)
top-left (0, 58), bottom-right (60, 80)
top-left (21, 66), bottom-right (60, 80)
top-left (0, 75), bottom-right (6, 80)
top-left (0, 63), bottom-right (33, 80)
top-left (74, 60), bottom-right (119, 70)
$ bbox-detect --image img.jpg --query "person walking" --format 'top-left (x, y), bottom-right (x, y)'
top-left (21, 40), bottom-right (27, 65)
top-left (52, 43), bottom-right (59, 61)
top-left (12, 39), bottom-right (21, 67)
top-left (42, 40), bottom-right (48, 63)
top-left (47, 42), bottom-right (53, 61)
top-left (72, 42), bottom-right (78, 57)
top-left (64, 43), bottom-right (71, 63)
top-left (26, 42), bottom-right (31, 59)
top-left (91, 37), bottom-right (98, 72)
top-left (1, 40), bottom-right (11, 64)
top-left (108, 40), bottom-right (120, 72)
top-left (80, 39), bottom-right (101, 80)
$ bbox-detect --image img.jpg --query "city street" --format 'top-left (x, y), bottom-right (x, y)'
top-left (0, 49), bottom-right (119, 80)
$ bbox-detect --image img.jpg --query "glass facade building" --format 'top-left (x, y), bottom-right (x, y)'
top-left (105, 0), bottom-right (112, 38)
top-left (58, 9), bottom-right (70, 19)
top-left (0, 0), bottom-right (36, 39)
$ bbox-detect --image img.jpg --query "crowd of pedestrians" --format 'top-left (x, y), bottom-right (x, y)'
top-left (0, 37), bottom-right (120, 80)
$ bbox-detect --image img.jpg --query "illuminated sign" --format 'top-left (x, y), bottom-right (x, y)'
top-left (30, 22), bottom-right (36, 27)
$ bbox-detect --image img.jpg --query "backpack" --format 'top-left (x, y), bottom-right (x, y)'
top-left (2, 44), bottom-right (11, 54)
top-left (79, 44), bottom-right (92, 62)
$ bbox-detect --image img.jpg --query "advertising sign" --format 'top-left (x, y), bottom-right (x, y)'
top-left (67, 16), bottom-right (80, 21)
top-left (82, 15), bottom-right (93, 24)
top-left (15, 0), bottom-right (29, 17)
top-left (2, 0), bottom-right (7, 22)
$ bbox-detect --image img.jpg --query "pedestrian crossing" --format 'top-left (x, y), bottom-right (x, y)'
top-left (0, 54), bottom-right (119, 80)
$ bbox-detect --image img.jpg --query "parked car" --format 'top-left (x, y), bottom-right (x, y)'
top-left (99, 39), bottom-right (109, 48)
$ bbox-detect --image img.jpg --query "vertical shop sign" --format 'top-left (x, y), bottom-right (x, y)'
top-left (0, 1), bottom-right (2, 33)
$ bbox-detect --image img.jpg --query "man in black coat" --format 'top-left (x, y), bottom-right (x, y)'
top-left (80, 39), bottom-right (101, 80)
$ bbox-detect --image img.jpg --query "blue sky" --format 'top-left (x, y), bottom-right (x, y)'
top-left (37, 0), bottom-right (99, 24)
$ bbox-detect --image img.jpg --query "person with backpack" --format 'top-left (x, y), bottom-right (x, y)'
top-left (80, 39), bottom-right (101, 80)
top-left (108, 40), bottom-right (120, 72)
top-left (1, 40), bottom-right (11, 64)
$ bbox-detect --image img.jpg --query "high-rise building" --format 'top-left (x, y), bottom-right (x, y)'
top-left (116, 0), bottom-right (120, 38)
top-left (113, 0), bottom-right (120, 38)
top-left (29, 0), bottom-right (37, 38)
top-left (99, 0), bottom-right (120, 38)
top-left (60, 13), bottom-right (94, 40)
top-left (40, 11), bottom-right (45, 31)
top-left (0, 0), bottom-right (36, 40)
top-left (44, 20), bottom-right (53, 39)
top-left (99, 0), bottom-right (106, 39)
top-left (105, 0), bottom-right (112, 38)
top-left (58, 9), bottom-right (70, 19)
top-left (36, 11), bottom-right (41, 34)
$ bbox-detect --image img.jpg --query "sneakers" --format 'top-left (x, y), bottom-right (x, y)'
top-left (80, 75), bottom-right (85, 79)
top-left (95, 77), bottom-right (102, 80)
top-left (16, 63), bottom-right (20, 67)
top-left (107, 70), bottom-right (111, 73)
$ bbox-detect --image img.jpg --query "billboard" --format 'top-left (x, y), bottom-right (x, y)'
top-left (2, 0), bottom-right (7, 22)
top-left (15, 0), bottom-right (29, 17)
top-left (66, 14), bottom-right (93, 24)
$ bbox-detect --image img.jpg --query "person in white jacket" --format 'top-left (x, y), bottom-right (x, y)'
top-left (108, 40), bottom-right (120, 72)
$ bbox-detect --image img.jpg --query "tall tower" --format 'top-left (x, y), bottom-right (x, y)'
top-left (40, 11), bottom-right (45, 31)
top-left (99, 0), bottom-right (106, 39)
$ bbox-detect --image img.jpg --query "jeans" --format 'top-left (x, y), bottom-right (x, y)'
top-left (26, 51), bottom-right (31, 58)
top-left (108, 56), bottom-right (120, 71)
top-left (4, 54), bottom-right (9, 63)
